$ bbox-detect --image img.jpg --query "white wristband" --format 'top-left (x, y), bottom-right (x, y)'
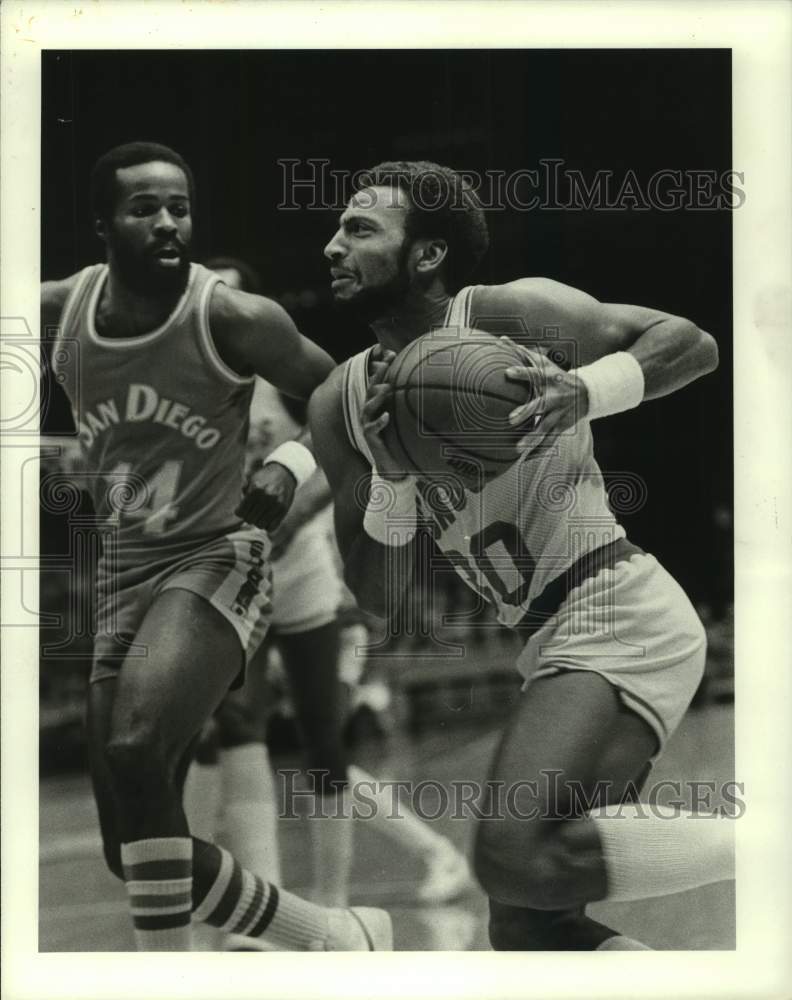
top-left (363, 471), bottom-right (417, 547)
top-left (264, 441), bottom-right (317, 488)
top-left (572, 351), bottom-right (645, 421)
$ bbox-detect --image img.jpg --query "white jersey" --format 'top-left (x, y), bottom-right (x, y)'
top-left (340, 286), bottom-right (626, 629)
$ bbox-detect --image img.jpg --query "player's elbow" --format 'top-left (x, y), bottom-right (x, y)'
top-left (694, 327), bottom-right (719, 374)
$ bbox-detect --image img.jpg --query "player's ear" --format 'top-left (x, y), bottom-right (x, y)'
top-left (415, 238), bottom-right (448, 276)
top-left (94, 217), bottom-right (107, 242)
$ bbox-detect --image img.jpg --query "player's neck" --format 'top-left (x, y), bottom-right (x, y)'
top-left (370, 285), bottom-right (451, 353)
top-left (97, 267), bottom-right (185, 339)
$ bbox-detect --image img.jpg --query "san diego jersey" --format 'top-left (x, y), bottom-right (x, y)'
top-left (52, 263), bottom-right (255, 569)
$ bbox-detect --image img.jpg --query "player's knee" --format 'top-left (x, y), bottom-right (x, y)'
top-left (104, 732), bottom-right (172, 793)
top-left (473, 825), bottom-right (568, 910)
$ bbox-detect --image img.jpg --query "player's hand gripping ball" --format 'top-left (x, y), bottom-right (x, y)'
top-left (382, 328), bottom-right (543, 488)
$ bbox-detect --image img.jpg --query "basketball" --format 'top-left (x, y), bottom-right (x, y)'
top-left (383, 328), bottom-right (536, 486)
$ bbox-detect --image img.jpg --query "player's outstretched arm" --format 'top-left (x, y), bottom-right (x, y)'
top-left (308, 369), bottom-right (414, 620)
top-left (485, 277), bottom-right (718, 400)
top-left (210, 284), bottom-right (336, 530)
top-left (209, 283), bottom-right (335, 400)
top-left (480, 278), bottom-right (718, 446)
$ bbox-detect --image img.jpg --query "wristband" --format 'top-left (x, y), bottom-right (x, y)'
top-left (263, 441), bottom-right (317, 488)
top-left (363, 471), bottom-right (417, 547)
top-left (572, 351), bottom-right (645, 421)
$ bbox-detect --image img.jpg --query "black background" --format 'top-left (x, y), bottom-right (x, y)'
top-left (41, 49), bottom-right (733, 603)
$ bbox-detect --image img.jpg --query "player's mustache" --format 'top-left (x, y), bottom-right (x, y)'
top-left (149, 238), bottom-right (187, 253)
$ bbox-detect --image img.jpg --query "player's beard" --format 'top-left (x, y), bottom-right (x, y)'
top-left (332, 241), bottom-right (413, 324)
top-left (110, 237), bottom-right (191, 297)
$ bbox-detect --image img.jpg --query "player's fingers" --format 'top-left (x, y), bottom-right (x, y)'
top-left (362, 384), bottom-right (391, 417)
top-left (507, 394), bottom-right (544, 427)
top-left (371, 344), bottom-right (396, 365)
top-left (499, 335), bottom-right (536, 363)
top-left (363, 411), bottom-right (390, 435)
top-left (369, 355), bottom-right (396, 386)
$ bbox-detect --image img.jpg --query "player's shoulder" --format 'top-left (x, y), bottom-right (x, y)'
top-left (41, 272), bottom-right (83, 325)
top-left (208, 280), bottom-right (293, 332)
top-left (473, 277), bottom-right (586, 313)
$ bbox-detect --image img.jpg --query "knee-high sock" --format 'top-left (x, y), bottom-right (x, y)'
top-left (309, 789), bottom-right (354, 907)
top-left (121, 837), bottom-right (193, 951)
top-left (192, 840), bottom-right (333, 949)
top-left (348, 763), bottom-right (448, 857)
top-left (218, 743), bottom-right (281, 884)
top-left (589, 805), bottom-right (735, 901)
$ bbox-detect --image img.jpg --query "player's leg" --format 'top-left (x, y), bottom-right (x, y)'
top-left (337, 618), bottom-right (472, 903)
top-left (478, 671), bottom-right (655, 949)
top-left (106, 588), bottom-right (390, 951)
top-left (277, 621), bottom-right (354, 907)
top-left (102, 587), bottom-right (244, 948)
top-left (182, 723), bottom-right (224, 950)
top-left (475, 670), bottom-right (732, 948)
top-left (486, 754), bottom-right (652, 951)
top-left (215, 678), bottom-right (282, 883)
top-left (182, 721), bottom-right (222, 844)
top-left (213, 665), bottom-right (282, 951)
top-left (89, 675), bottom-right (207, 877)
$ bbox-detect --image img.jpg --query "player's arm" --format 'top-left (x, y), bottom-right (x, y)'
top-left (486, 277), bottom-right (718, 397)
top-left (209, 284), bottom-right (336, 530)
top-left (209, 283), bottom-right (335, 401)
top-left (479, 278), bottom-right (718, 444)
top-left (308, 368), bottom-right (414, 620)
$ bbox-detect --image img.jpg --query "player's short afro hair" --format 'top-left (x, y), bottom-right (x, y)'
top-left (90, 141), bottom-right (195, 221)
top-left (355, 161), bottom-right (489, 293)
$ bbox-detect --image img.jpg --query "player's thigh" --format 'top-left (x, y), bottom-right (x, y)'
top-left (483, 670), bottom-right (657, 836)
top-left (109, 588), bottom-right (245, 766)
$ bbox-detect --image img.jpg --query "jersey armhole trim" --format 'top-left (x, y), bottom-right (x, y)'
top-left (199, 275), bottom-right (256, 387)
top-left (341, 359), bottom-right (362, 453)
top-left (51, 266), bottom-right (96, 374)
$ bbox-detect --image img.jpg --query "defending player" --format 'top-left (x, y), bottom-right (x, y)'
top-left (309, 161), bottom-right (732, 950)
top-left (41, 142), bottom-right (391, 951)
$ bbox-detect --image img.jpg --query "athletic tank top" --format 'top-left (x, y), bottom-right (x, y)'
top-left (52, 262), bottom-right (255, 569)
top-left (340, 285), bottom-right (625, 628)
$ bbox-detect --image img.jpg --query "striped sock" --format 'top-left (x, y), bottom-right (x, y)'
top-left (192, 843), bottom-right (330, 949)
top-left (121, 837), bottom-right (193, 951)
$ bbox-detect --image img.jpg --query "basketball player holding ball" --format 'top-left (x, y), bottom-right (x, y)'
top-left (310, 161), bottom-right (733, 950)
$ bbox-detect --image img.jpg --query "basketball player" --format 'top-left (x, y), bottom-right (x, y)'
top-left (184, 259), bottom-right (472, 942)
top-left (41, 142), bottom-right (391, 950)
top-left (310, 161), bottom-right (731, 950)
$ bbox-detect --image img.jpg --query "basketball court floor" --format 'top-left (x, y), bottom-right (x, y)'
top-left (40, 701), bottom-right (735, 952)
